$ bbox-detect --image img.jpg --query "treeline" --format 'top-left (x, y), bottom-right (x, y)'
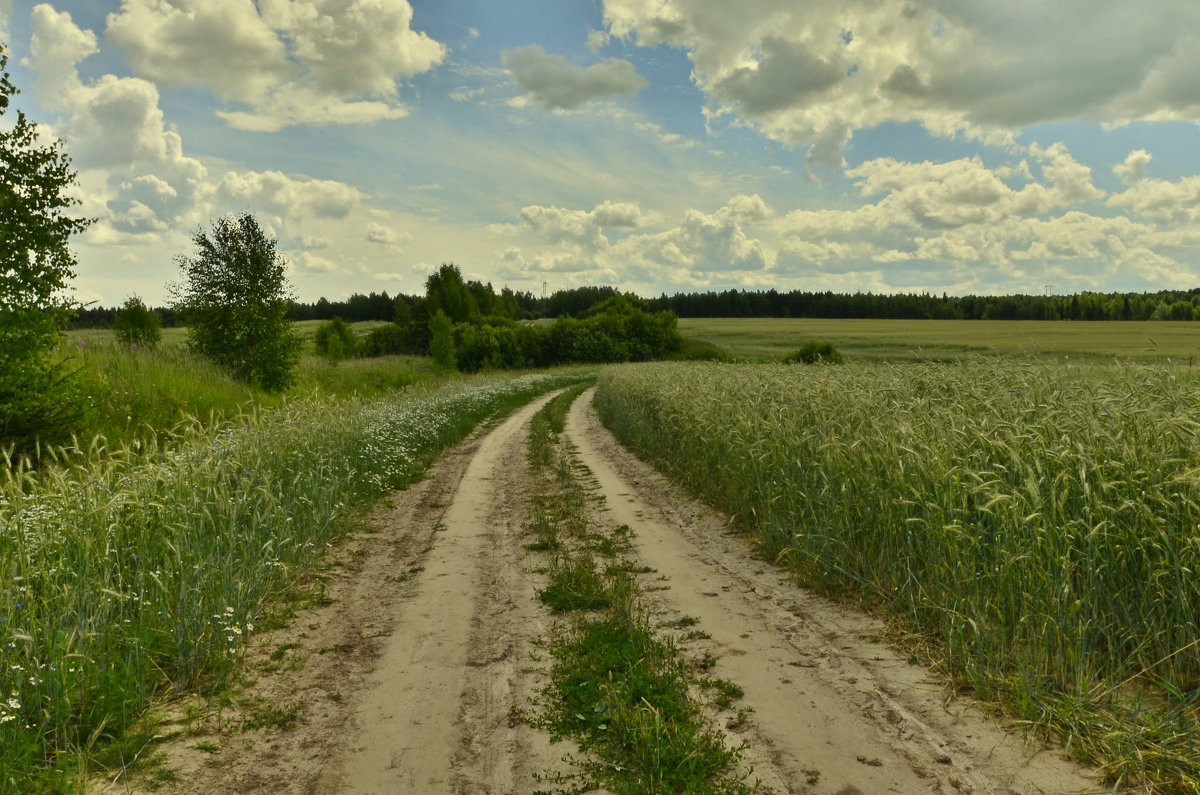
top-left (72, 285), bottom-right (1200, 331)
top-left (642, 288), bottom-right (1200, 321)
top-left (311, 265), bottom-right (681, 373)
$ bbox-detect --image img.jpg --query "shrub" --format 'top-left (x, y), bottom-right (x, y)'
top-left (111, 295), bottom-right (162, 347)
top-left (361, 323), bottom-right (412, 357)
top-left (313, 317), bottom-right (358, 364)
top-left (670, 341), bottom-right (732, 362)
top-left (783, 340), bottom-right (843, 364)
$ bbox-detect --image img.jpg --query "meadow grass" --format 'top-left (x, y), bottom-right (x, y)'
top-left (523, 387), bottom-right (758, 795)
top-left (0, 370), bottom-right (586, 792)
top-left (43, 333), bottom-right (435, 461)
top-left (678, 317), bottom-right (1200, 362)
top-left (595, 360), bottom-right (1200, 792)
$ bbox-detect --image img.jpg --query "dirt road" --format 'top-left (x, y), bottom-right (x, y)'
top-left (107, 389), bottom-right (1108, 794)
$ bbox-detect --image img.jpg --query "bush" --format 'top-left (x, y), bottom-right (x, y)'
top-left (783, 341), bottom-right (844, 364)
top-left (361, 323), bottom-right (414, 357)
top-left (670, 341), bottom-right (732, 362)
top-left (313, 317), bottom-right (358, 364)
top-left (112, 296), bottom-right (162, 348)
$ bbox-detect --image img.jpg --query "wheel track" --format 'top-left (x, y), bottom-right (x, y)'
top-left (564, 387), bottom-right (1107, 795)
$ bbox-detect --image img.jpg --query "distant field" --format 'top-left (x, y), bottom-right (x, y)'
top-left (678, 317), bottom-right (1200, 361)
top-left (66, 319), bottom-right (393, 351)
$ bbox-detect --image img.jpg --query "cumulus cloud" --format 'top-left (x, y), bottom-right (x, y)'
top-left (25, 5), bottom-right (371, 246)
top-left (29, 4), bottom-right (208, 236)
top-left (768, 148), bottom-right (1200, 292)
top-left (105, 0), bottom-right (446, 130)
top-left (504, 45), bottom-right (645, 110)
top-left (0, 0), bottom-right (10, 42)
top-left (1114, 149), bottom-right (1153, 184)
top-left (217, 170), bottom-right (364, 222)
top-left (501, 195), bottom-right (776, 285)
top-left (602, 0), bottom-right (1200, 162)
top-left (366, 222), bottom-right (412, 246)
top-left (1107, 174), bottom-right (1200, 224)
top-left (515, 199), bottom-right (648, 252)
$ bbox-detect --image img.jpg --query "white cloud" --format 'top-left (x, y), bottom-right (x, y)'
top-left (514, 199), bottom-right (648, 252)
top-left (366, 222), bottom-right (412, 246)
top-left (1108, 174), bottom-right (1200, 225)
top-left (0, 0), bottom-right (10, 42)
top-left (586, 28), bottom-right (611, 53)
top-left (1030, 142), bottom-right (1105, 204)
top-left (106, 0), bottom-right (290, 104)
top-left (602, 0), bottom-right (1200, 162)
top-left (504, 45), bottom-right (646, 110)
top-left (591, 200), bottom-right (644, 227)
top-left (105, 0), bottom-right (446, 130)
top-left (217, 170), bottom-right (364, 222)
top-left (28, 5), bottom-right (209, 236)
top-left (501, 195), bottom-right (776, 286)
top-left (299, 235), bottom-right (331, 249)
top-left (26, 6), bottom-right (373, 252)
top-left (1114, 149), bottom-right (1152, 184)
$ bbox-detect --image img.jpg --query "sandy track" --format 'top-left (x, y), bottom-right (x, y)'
top-left (564, 389), bottom-right (1105, 795)
top-left (102, 389), bottom-right (1107, 794)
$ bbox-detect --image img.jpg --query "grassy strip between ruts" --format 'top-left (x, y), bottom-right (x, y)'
top-left (0, 370), bottom-right (589, 794)
top-left (521, 384), bottom-right (766, 795)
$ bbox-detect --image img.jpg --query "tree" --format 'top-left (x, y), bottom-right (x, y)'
top-left (428, 309), bottom-right (456, 371)
top-left (171, 213), bottom-right (301, 391)
top-left (112, 295), bottom-right (162, 347)
top-left (0, 46), bottom-right (92, 449)
top-left (425, 264), bottom-right (477, 324)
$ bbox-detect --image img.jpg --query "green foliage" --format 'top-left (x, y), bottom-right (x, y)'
top-left (111, 295), bottom-right (162, 348)
top-left (538, 553), bottom-right (612, 613)
top-left (425, 263), bottom-right (478, 324)
top-left (429, 309), bottom-right (457, 371)
top-left (782, 340), bottom-right (843, 364)
top-left (360, 323), bottom-right (415, 357)
top-left (171, 213), bottom-right (302, 392)
top-left (0, 47), bottom-right (92, 453)
top-left (452, 298), bottom-right (682, 373)
top-left (313, 316), bottom-right (358, 364)
top-left (69, 341), bottom-right (260, 445)
top-left (669, 340), bottom-right (732, 362)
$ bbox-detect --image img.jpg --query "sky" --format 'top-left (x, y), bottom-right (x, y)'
top-left (2, 0), bottom-right (1200, 306)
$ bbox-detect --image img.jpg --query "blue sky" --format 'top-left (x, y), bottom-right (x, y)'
top-left (3, 0), bottom-right (1199, 305)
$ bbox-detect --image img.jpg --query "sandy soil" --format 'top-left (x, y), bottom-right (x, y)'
top-left (98, 389), bottom-right (1110, 794)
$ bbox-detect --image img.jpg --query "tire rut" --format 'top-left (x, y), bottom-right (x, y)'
top-left (564, 387), bottom-right (1106, 795)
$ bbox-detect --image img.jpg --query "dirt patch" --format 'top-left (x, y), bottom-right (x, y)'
top-left (97, 389), bottom-right (1108, 794)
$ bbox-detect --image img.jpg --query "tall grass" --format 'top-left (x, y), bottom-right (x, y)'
top-left (63, 341), bottom-right (266, 446)
top-left (595, 360), bottom-right (1200, 791)
top-left (46, 340), bottom-right (437, 460)
top-left (0, 371), bottom-right (584, 792)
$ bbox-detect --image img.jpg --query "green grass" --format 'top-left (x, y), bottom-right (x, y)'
top-left (595, 360), bottom-right (1200, 792)
top-left (62, 340), bottom-right (267, 446)
top-left (678, 317), bottom-right (1200, 362)
top-left (522, 389), bottom-right (760, 795)
top-left (40, 327), bottom-right (439, 460)
top-left (0, 371), bottom-right (588, 792)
